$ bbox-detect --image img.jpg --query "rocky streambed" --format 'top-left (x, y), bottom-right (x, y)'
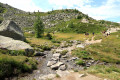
top-left (11, 40), bottom-right (107, 80)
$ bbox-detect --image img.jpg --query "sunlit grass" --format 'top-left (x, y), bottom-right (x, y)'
top-left (72, 31), bottom-right (120, 63)
top-left (54, 33), bottom-right (93, 41)
top-left (87, 65), bottom-right (120, 80)
top-left (27, 37), bottom-right (52, 45)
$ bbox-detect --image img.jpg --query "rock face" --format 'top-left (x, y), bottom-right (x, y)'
top-left (0, 20), bottom-right (25, 41)
top-left (81, 18), bottom-right (89, 23)
top-left (0, 35), bottom-right (32, 50)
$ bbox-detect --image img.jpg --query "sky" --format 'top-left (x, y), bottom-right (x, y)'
top-left (0, 0), bottom-right (120, 22)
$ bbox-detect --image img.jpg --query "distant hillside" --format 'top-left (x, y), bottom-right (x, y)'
top-left (0, 2), bottom-right (120, 33)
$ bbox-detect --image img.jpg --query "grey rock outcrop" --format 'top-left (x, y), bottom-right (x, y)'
top-left (0, 20), bottom-right (25, 41)
top-left (0, 35), bottom-right (32, 50)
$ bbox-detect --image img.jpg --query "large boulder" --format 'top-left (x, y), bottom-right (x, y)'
top-left (0, 35), bottom-right (32, 50)
top-left (0, 20), bottom-right (25, 41)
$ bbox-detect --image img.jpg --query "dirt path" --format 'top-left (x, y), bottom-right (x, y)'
top-left (54, 70), bottom-right (103, 80)
top-left (85, 36), bottom-right (102, 44)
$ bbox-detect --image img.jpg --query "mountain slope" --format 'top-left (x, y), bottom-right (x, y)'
top-left (0, 2), bottom-right (119, 33)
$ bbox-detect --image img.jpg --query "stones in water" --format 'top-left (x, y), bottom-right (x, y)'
top-left (47, 60), bottom-right (57, 67)
top-left (59, 64), bottom-right (67, 71)
top-left (34, 51), bottom-right (45, 56)
top-left (51, 62), bottom-right (64, 70)
top-left (53, 53), bottom-right (61, 59)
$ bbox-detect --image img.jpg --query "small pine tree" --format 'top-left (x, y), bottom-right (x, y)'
top-left (34, 15), bottom-right (44, 38)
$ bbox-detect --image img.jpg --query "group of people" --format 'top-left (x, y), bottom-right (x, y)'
top-left (85, 32), bottom-right (95, 36)
top-left (102, 30), bottom-right (110, 36)
top-left (85, 31), bottom-right (110, 37)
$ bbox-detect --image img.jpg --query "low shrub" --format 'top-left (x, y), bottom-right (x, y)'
top-left (87, 65), bottom-right (120, 80)
top-left (38, 45), bottom-right (52, 51)
top-left (60, 50), bottom-right (68, 55)
top-left (46, 33), bottom-right (52, 40)
top-left (51, 39), bottom-right (61, 43)
top-left (72, 50), bottom-right (91, 59)
top-left (75, 59), bottom-right (85, 65)
top-left (0, 49), bottom-right (26, 56)
top-left (0, 57), bottom-right (37, 79)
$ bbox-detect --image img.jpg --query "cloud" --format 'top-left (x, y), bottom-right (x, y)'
top-left (0, 0), bottom-right (120, 22)
top-left (78, 0), bottom-right (120, 20)
top-left (48, 0), bottom-right (93, 9)
top-left (0, 0), bottom-right (43, 12)
top-left (48, 0), bottom-right (120, 21)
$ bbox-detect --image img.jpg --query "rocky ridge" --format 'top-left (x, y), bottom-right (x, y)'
top-left (0, 2), bottom-right (92, 28)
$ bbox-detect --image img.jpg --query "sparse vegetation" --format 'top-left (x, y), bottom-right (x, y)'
top-left (0, 51), bottom-right (37, 79)
top-left (75, 59), bottom-right (85, 65)
top-left (87, 65), bottom-right (120, 80)
top-left (72, 31), bottom-right (120, 64)
top-left (60, 50), bottom-right (68, 55)
top-left (56, 74), bottom-right (60, 78)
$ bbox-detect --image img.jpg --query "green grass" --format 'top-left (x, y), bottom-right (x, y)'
top-left (45, 18), bottom-right (106, 34)
top-left (72, 31), bottom-right (120, 63)
top-left (60, 50), bottom-right (68, 55)
top-left (0, 52), bottom-right (37, 79)
top-left (75, 59), bottom-right (85, 65)
top-left (87, 65), bottom-right (120, 80)
top-left (72, 50), bottom-right (92, 60)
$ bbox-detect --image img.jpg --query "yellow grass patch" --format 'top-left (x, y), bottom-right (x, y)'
top-left (27, 38), bottom-right (52, 45)
top-left (54, 33), bottom-right (93, 41)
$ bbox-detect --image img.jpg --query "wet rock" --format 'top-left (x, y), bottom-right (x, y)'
top-left (59, 65), bottom-right (67, 71)
top-left (51, 62), bottom-right (64, 70)
top-left (51, 58), bottom-right (58, 61)
top-left (53, 53), bottom-right (61, 59)
top-left (70, 57), bottom-right (79, 61)
top-left (47, 60), bottom-right (57, 67)
top-left (62, 55), bottom-right (67, 58)
top-left (34, 51), bottom-right (45, 56)
top-left (86, 62), bottom-right (92, 67)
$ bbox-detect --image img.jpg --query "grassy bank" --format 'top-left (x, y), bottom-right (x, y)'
top-left (72, 31), bottom-right (120, 80)
top-left (72, 31), bottom-right (120, 63)
top-left (0, 50), bottom-right (37, 79)
top-left (86, 65), bottom-right (120, 80)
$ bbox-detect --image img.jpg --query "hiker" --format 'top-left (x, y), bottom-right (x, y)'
top-left (107, 33), bottom-right (109, 36)
top-left (93, 32), bottom-right (94, 36)
top-left (85, 32), bottom-right (89, 36)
